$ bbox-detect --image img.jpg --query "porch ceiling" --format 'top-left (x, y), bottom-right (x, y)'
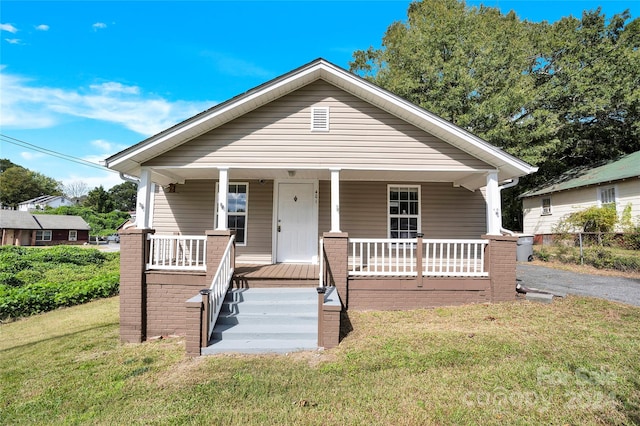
top-left (149, 167), bottom-right (491, 190)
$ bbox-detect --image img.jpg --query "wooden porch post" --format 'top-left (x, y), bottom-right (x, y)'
top-left (216, 167), bottom-right (229, 231)
top-left (416, 233), bottom-right (423, 287)
top-left (136, 167), bottom-right (153, 229)
top-left (330, 168), bottom-right (341, 233)
top-left (485, 171), bottom-right (501, 235)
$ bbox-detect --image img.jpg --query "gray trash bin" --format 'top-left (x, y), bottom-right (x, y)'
top-left (516, 234), bottom-right (534, 262)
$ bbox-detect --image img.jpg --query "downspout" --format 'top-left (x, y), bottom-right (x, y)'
top-left (498, 178), bottom-right (519, 236)
top-left (119, 173), bottom-right (140, 230)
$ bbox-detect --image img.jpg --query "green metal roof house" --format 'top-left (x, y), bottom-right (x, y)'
top-left (521, 151), bottom-right (640, 239)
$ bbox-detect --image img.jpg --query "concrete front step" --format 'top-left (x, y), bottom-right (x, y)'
top-left (211, 323), bottom-right (316, 340)
top-left (217, 312), bottom-right (317, 326)
top-left (205, 287), bottom-right (319, 354)
top-left (202, 338), bottom-right (319, 355)
top-left (224, 288), bottom-right (318, 302)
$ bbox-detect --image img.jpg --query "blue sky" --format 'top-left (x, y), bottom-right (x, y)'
top-left (1, 0), bottom-right (638, 191)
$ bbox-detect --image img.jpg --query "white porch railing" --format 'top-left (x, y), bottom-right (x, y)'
top-left (349, 238), bottom-right (488, 277)
top-left (206, 234), bottom-right (236, 340)
top-left (147, 234), bottom-right (207, 271)
top-left (422, 239), bottom-right (488, 277)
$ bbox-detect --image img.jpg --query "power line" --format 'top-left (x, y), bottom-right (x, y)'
top-left (0, 133), bottom-right (118, 173)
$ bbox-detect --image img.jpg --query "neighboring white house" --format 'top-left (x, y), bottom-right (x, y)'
top-left (18, 195), bottom-right (75, 212)
top-left (521, 150), bottom-right (640, 242)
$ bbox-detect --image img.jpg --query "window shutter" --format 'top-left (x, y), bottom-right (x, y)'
top-left (311, 107), bottom-right (329, 131)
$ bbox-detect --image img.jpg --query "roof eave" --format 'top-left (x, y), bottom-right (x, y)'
top-left (106, 58), bottom-right (538, 181)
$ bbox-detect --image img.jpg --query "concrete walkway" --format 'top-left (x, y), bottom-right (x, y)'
top-left (517, 263), bottom-right (640, 307)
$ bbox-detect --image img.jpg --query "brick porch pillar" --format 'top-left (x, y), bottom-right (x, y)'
top-left (119, 227), bottom-right (154, 343)
top-left (322, 232), bottom-right (349, 308)
top-left (205, 230), bottom-right (235, 284)
top-left (483, 234), bottom-right (518, 302)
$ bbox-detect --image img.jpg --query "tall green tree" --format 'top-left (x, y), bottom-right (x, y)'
top-left (350, 0), bottom-right (640, 229)
top-left (108, 181), bottom-right (137, 212)
top-left (0, 165), bottom-right (63, 208)
top-left (83, 186), bottom-right (115, 214)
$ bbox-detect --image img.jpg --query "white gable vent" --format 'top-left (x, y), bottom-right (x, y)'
top-left (311, 107), bottom-right (329, 131)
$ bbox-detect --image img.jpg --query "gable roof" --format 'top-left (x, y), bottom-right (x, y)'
top-left (106, 58), bottom-right (537, 185)
top-left (0, 210), bottom-right (90, 230)
top-left (18, 195), bottom-right (72, 205)
top-left (520, 150), bottom-right (640, 198)
top-left (33, 215), bottom-right (91, 230)
top-left (0, 210), bottom-right (41, 229)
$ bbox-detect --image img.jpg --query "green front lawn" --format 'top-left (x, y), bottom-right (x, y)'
top-left (1, 296), bottom-right (639, 424)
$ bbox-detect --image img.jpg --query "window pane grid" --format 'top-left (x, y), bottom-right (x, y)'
top-left (220, 183), bottom-right (248, 245)
top-left (389, 186), bottom-right (420, 239)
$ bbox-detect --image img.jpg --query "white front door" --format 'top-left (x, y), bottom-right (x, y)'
top-left (276, 182), bottom-right (317, 263)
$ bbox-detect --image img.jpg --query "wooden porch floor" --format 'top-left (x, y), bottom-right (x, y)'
top-left (233, 263), bottom-right (319, 287)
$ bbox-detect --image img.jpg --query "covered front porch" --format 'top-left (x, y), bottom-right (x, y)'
top-left (119, 226), bottom-right (517, 355)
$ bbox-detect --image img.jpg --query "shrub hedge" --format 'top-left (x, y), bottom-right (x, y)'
top-left (0, 246), bottom-right (119, 321)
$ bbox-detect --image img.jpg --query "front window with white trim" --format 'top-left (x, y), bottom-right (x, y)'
top-left (388, 185), bottom-right (420, 238)
top-left (216, 182), bottom-right (248, 245)
top-left (598, 186), bottom-right (616, 210)
top-left (69, 230), bottom-right (77, 241)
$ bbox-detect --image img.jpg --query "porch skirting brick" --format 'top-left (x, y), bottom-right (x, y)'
top-left (145, 271), bottom-right (207, 338)
top-left (348, 278), bottom-right (490, 310)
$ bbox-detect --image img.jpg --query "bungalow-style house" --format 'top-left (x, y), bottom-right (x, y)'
top-left (18, 195), bottom-right (75, 212)
top-left (106, 59), bottom-right (538, 355)
top-left (0, 210), bottom-right (90, 246)
top-left (521, 150), bottom-right (640, 244)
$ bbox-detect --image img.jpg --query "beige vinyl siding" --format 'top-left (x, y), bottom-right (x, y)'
top-left (145, 80), bottom-right (489, 171)
top-left (152, 180), bottom-right (215, 235)
top-left (522, 179), bottom-right (640, 235)
top-left (152, 179), bottom-right (273, 258)
top-left (319, 181), bottom-right (487, 239)
top-left (153, 179), bottom-right (488, 262)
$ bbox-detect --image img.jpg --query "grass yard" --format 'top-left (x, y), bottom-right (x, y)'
top-left (1, 296), bottom-right (639, 425)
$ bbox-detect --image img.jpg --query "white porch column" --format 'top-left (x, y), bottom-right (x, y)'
top-left (486, 171), bottom-right (501, 235)
top-left (216, 167), bottom-right (229, 230)
top-left (330, 168), bottom-right (341, 233)
top-left (136, 167), bottom-right (153, 229)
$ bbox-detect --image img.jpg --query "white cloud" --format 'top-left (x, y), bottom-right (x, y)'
top-left (4, 38), bottom-right (22, 45)
top-left (20, 152), bottom-right (45, 160)
top-left (92, 22), bottom-right (107, 31)
top-left (0, 69), bottom-right (215, 136)
top-left (0, 23), bottom-right (18, 33)
top-left (35, 24), bottom-right (50, 31)
top-left (90, 139), bottom-right (128, 155)
top-left (90, 82), bottom-right (140, 95)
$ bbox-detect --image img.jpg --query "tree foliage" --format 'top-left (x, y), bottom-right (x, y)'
top-left (108, 181), bottom-right (137, 212)
top-left (83, 185), bottom-right (114, 214)
top-left (350, 1), bottom-right (640, 228)
top-left (40, 206), bottom-right (130, 236)
top-left (0, 163), bottom-right (63, 208)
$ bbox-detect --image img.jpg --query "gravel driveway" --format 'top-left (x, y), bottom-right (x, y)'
top-left (516, 263), bottom-right (640, 307)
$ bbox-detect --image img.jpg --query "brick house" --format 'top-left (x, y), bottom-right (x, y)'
top-left (0, 210), bottom-right (90, 246)
top-left (106, 59), bottom-right (538, 355)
